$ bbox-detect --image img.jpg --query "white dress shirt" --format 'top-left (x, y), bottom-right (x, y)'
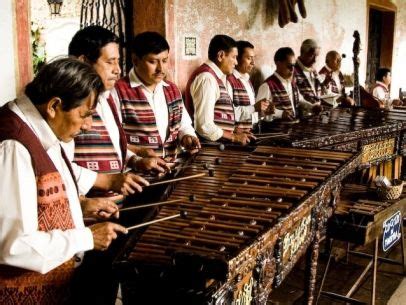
top-left (372, 81), bottom-right (390, 101)
top-left (256, 72), bottom-right (299, 119)
top-left (114, 69), bottom-right (196, 157)
top-left (0, 96), bottom-right (93, 274)
top-left (231, 69), bottom-right (258, 124)
top-left (189, 60), bottom-right (234, 141)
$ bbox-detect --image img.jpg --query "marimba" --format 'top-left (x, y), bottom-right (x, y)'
top-left (257, 107), bottom-right (405, 182)
top-left (114, 145), bottom-right (359, 304)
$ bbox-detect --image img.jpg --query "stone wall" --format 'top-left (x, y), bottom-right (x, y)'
top-left (166, 0), bottom-right (404, 97)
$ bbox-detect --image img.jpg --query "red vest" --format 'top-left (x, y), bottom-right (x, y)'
top-left (265, 74), bottom-right (299, 113)
top-left (319, 66), bottom-right (345, 94)
top-left (294, 62), bottom-right (322, 103)
top-left (74, 94), bottom-right (127, 173)
top-left (115, 77), bottom-right (182, 157)
top-left (185, 64), bottom-right (235, 132)
top-left (0, 103), bottom-right (76, 304)
top-left (228, 73), bottom-right (254, 130)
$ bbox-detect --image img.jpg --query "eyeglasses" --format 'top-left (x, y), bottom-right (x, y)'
top-left (286, 63), bottom-right (296, 70)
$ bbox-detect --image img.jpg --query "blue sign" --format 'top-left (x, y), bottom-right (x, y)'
top-left (382, 211), bottom-right (402, 252)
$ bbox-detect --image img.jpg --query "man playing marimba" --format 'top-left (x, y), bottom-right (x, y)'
top-left (228, 40), bottom-right (271, 129)
top-left (114, 31), bottom-right (200, 159)
top-left (257, 47), bottom-right (301, 121)
top-left (319, 50), bottom-right (354, 107)
top-left (294, 39), bottom-right (326, 115)
top-left (185, 34), bottom-right (255, 145)
top-left (0, 58), bottom-right (128, 304)
top-left (370, 68), bottom-right (403, 108)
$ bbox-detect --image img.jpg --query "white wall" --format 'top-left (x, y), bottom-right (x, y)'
top-left (0, 0), bottom-right (17, 105)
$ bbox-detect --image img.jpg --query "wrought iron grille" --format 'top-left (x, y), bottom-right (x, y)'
top-left (80, 0), bottom-right (132, 72)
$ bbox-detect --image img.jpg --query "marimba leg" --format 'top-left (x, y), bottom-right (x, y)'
top-left (304, 229), bottom-right (320, 305)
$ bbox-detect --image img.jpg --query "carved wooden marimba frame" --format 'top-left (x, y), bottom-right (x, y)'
top-left (114, 145), bottom-right (359, 305)
top-left (257, 107), bottom-right (405, 183)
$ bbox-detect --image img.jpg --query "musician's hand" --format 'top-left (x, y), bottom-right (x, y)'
top-left (282, 110), bottom-right (295, 121)
top-left (110, 173), bottom-right (149, 196)
top-left (181, 135), bottom-right (201, 154)
top-left (231, 132), bottom-right (256, 146)
top-left (134, 157), bottom-right (170, 173)
top-left (128, 144), bottom-right (157, 158)
top-left (312, 104), bottom-right (323, 115)
top-left (338, 96), bottom-right (355, 107)
top-left (89, 222), bottom-right (128, 251)
top-left (234, 126), bottom-right (252, 134)
top-left (392, 99), bottom-right (403, 107)
top-left (265, 102), bottom-right (275, 115)
top-left (254, 99), bottom-right (270, 115)
top-left (80, 195), bottom-right (121, 219)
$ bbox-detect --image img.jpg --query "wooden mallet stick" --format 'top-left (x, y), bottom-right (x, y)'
top-left (119, 199), bottom-right (181, 212)
top-left (148, 172), bottom-right (207, 187)
top-left (126, 211), bottom-right (187, 231)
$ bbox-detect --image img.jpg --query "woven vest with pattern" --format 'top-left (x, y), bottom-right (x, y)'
top-left (0, 104), bottom-right (76, 305)
top-left (73, 94), bottom-right (127, 173)
top-left (319, 66), bottom-right (345, 94)
top-left (294, 62), bottom-right (322, 103)
top-left (185, 64), bottom-right (235, 132)
top-left (228, 73), bottom-right (253, 130)
top-left (116, 77), bottom-right (182, 157)
top-left (265, 74), bottom-right (299, 113)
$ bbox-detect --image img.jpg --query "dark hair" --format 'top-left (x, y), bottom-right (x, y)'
top-left (376, 67), bottom-right (391, 81)
top-left (68, 25), bottom-right (120, 63)
top-left (208, 35), bottom-right (237, 62)
top-left (236, 40), bottom-right (254, 61)
top-left (274, 47), bottom-right (295, 63)
top-left (131, 31), bottom-right (170, 58)
top-left (25, 57), bottom-right (104, 111)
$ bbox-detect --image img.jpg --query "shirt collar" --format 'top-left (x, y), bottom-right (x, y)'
top-left (129, 68), bottom-right (169, 91)
top-left (100, 90), bottom-right (111, 100)
top-left (324, 65), bottom-right (340, 76)
top-left (274, 72), bottom-right (291, 85)
top-left (206, 60), bottom-right (226, 80)
top-left (14, 95), bottom-right (60, 151)
top-left (233, 69), bottom-right (250, 81)
top-left (376, 81), bottom-right (388, 90)
top-left (297, 58), bottom-right (314, 73)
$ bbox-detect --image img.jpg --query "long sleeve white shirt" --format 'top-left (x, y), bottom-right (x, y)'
top-left (0, 96), bottom-right (94, 274)
top-left (372, 81), bottom-right (390, 101)
top-left (189, 60), bottom-right (234, 141)
top-left (231, 69), bottom-right (258, 124)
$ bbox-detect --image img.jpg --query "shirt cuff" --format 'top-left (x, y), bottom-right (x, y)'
top-left (75, 165), bottom-right (98, 196)
top-left (125, 153), bottom-right (143, 171)
top-left (274, 108), bottom-right (283, 119)
top-left (178, 128), bottom-right (197, 142)
top-left (71, 227), bottom-right (94, 252)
